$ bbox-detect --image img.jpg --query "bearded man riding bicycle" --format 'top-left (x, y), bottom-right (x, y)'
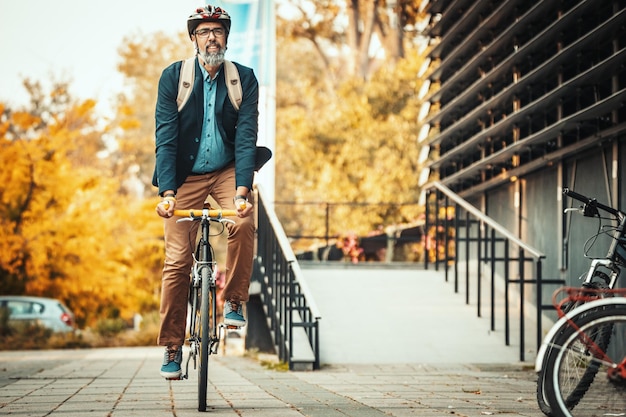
top-left (153, 4), bottom-right (259, 379)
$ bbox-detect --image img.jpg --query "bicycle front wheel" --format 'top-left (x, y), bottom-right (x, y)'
top-left (197, 263), bottom-right (211, 412)
top-left (536, 280), bottom-right (613, 416)
top-left (544, 304), bottom-right (626, 417)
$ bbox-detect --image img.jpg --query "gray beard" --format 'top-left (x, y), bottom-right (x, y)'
top-left (201, 50), bottom-right (225, 66)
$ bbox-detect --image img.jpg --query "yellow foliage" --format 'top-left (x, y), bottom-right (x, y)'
top-left (11, 111), bottom-right (41, 131)
top-left (276, 42), bottom-right (429, 242)
top-left (0, 96), bottom-right (164, 329)
top-left (119, 118), bottom-right (141, 130)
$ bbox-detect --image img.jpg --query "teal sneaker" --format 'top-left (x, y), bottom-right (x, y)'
top-left (224, 301), bottom-right (246, 327)
top-left (160, 346), bottom-right (182, 379)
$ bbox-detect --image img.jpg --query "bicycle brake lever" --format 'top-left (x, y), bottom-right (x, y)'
top-left (564, 207), bottom-right (584, 215)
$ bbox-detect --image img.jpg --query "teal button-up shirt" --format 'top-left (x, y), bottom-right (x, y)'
top-left (191, 65), bottom-right (234, 174)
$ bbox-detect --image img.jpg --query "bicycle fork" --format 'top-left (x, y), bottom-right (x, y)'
top-left (182, 326), bottom-right (225, 379)
top-left (579, 258), bottom-right (619, 288)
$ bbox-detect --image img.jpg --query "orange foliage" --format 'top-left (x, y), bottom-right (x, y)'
top-left (0, 96), bottom-right (163, 329)
top-left (11, 112), bottom-right (41, 131)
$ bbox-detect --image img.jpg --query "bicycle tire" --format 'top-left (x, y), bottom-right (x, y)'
top-left (535, 280), bottom-right (611, 416)
top-left (197, 262), bottom-right (211, 412)
top-left (543, 304), bottom-right (626, 417)
top-left (536, 310), bottom-right (601, 416)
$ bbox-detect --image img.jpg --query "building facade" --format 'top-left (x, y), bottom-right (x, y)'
top-left (421, 0), bottom-right (625, 287)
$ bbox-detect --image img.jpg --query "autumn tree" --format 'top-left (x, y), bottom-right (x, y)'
top-left (276, 44), bottom-right (428, 246)
top-left (0, 81), bottom-right (164, 327)
top-left (275, 0), bottom-right (431, 251)
top-left (278, 0), bottom-right (427, 81)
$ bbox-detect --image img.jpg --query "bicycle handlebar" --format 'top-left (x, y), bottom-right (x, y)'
top-left (563, 187), bottom-right (621, 218)
top-left (160, 200), bottom-right (237, 219)
top-left (173, 209), bottom-right (238, 219)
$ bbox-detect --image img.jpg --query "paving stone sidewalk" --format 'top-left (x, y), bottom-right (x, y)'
top-left (0, 346), bottom-right (547, 417)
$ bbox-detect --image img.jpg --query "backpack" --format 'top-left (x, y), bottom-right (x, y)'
top-left (176, 57), bottom-right (242, 112)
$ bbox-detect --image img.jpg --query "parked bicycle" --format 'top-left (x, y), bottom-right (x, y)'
top-left (167, 206), bottom-right (238, 412)
top-left (535, 188), bottom-right (626, 416)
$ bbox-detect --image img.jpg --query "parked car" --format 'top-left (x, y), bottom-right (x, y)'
top-left (0, 296), bottom-right (75, 333)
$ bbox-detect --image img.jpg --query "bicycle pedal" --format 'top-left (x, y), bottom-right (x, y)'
top-left (219, 323), bottom-right (242, 330)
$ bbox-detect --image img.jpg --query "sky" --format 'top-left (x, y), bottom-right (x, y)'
top-left (0, 0), bottom-right (203, 114)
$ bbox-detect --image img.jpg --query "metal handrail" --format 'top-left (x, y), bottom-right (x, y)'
top-left (253, 184), bottom-right (321, 370)
top-left (423, 181), bottom-right (560, 362)
top-left (429, 182), bottom-right (544, 258)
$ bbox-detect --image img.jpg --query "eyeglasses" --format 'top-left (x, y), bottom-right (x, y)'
top-left (195, 27), bottom-right (225, 38)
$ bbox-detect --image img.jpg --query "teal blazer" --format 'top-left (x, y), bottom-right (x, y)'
top-left (152, 58), bottom-right (259, 195)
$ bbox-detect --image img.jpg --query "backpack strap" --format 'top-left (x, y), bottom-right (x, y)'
top-left (177, 57), bottom-right (195, 112)
top-left (223, 60), bottom-right (242, 111)
top-left (176, 57), bottom-right (242, 112)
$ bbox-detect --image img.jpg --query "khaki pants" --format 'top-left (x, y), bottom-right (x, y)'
top-left (157, 165), bottom-right (255, 347)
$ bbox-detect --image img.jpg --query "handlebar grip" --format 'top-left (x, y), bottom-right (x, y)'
top-left (562, 187), bottom-right (591, 204)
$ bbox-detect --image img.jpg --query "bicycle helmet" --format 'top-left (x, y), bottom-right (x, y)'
top-left (187, 5), bottom-right (231, 39)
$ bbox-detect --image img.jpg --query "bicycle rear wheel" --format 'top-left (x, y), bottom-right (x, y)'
top-left (544, 304), bottom-right (626, 417)
top-left (197, 263), bottom-right (211, 412)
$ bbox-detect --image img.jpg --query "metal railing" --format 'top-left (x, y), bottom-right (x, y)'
top-left (423, 182), bottom-right (563, 361)
top-left (273, 201), bottom-right (422, 249)
top-left (253, 185), bottom-right (322, 370)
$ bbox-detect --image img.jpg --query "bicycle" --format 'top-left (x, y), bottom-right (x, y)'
top-left (167, 206), bottom-right (238, 412)
top-left (539, 287), bottom-right (626, 416)
top-left (535, 188), bottom-right (626, 416)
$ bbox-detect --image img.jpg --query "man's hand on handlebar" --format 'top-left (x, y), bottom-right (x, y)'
top-left (156, 197), bottom-right (176, 218)
top-left (234, 196), bottom-right (253, 218)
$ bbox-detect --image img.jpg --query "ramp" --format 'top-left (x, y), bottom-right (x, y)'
top-left (300, 263), bottom-right (529, 364)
